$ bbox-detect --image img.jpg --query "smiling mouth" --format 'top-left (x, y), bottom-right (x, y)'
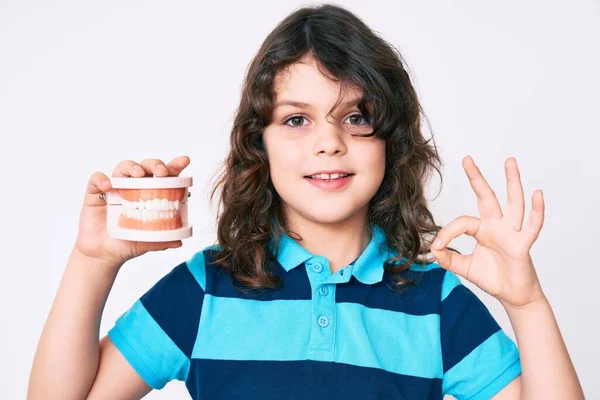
top-left (304, 173), bottom-right (355, 181)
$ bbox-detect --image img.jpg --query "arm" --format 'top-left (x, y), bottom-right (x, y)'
top-left (500, 295), bottom-right (584, 399)
top-left (27, 247), bottom-right (151, 400)
top-left (86, 335), bottom-right (152, 399)
top-left (430, 156), bottom-right (585, 399)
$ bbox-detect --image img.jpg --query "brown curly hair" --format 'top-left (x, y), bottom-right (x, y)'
top-left (210, 3), bottom-right (455, 293)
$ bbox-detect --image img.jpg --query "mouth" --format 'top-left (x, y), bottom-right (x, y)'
top-left (304, 170), bottom-right (355, 181)
top-left (303, 171), bottom-right (355, 191)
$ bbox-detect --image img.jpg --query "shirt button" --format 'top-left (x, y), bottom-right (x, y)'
top-left (312, 263), bottom-right (323, 273)
top-left (317, 315), bottom-right (329, 327)
top-left (319, 286), bottom-right (329, 296)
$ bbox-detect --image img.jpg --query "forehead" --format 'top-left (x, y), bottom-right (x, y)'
top-left (272, 58), bottom-right (363, 103)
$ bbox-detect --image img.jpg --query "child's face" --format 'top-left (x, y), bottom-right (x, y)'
top-left (263, 56), bottom-right (386, 226)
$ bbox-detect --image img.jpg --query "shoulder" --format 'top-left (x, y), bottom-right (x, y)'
top-left (400, 261), bottom-right (457, 302)
top-left (141, 244), bottom-right (222, 299)
top-left (422, 263), bottom-right (488, 313)
top-left (181, 244), bottom-right (222, 291)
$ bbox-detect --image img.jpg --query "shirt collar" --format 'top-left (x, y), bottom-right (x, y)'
top-left (270, 223), bottom-right (396, 285)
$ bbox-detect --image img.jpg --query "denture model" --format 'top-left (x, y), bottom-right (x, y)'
top-left (105, 176), bottom-right (193, 242)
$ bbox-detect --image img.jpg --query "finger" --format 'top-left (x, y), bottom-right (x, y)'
top-left (112, 160), bottom-right (147, 178)
top-left (504, 157), bottom-right (525, 231)
top-left (463, 155), bottom-right (503, 220)
top-left (163, 155), bottom-right (191, 176)
top-left (137, 240), bottom-right (183, 253)
top-left (432, 247), bottom-right (473, 280)
top-left (431, 215), bottom-right (480, 278)
top-left (522, 189), bottom-right (545, 248)
top-left (138, 158), bottom-right (170, 177)
top-left (84, 172), bottom-right (112, 206)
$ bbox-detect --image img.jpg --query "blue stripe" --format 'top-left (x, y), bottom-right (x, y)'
top-left (440, 269), bottom-right (462, 301)
top-left (335, 302), bottom-right (443, 378)
top-left (192, 295), bottom-right (312, 360)
top-left (185, 359), bottom-right (443, 399)
top-left (204, 247), bottom-right (447, 317)
top-left (409, 262), bottom-right (444, 272)
top-left (443, 330), bottom-right (521, 398)
top-left (186, 250), bottom-right (208, 290)
top-left (204, 249), bottom-right (313, 300)
top-left (108, 300), bottom-right (190, 389)
top-left (338, 267), bottom-right (446, 316)
top-left (440, 273), bottom-right (501, 373)
top-left (191, 295), bottom-right (443, 379)
top-left (140, 261), bottom-right (204, 358)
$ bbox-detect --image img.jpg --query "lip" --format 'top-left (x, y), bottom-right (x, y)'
top-left (304, 173), bottom-right (354, 191)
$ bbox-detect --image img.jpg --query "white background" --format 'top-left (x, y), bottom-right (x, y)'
top-left (1, 0), bottom-right (598, 398)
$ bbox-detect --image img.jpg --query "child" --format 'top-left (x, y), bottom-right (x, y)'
top-left (28, 3), bottom-right (583, 399)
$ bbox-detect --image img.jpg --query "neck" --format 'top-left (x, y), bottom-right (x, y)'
top-left (285, 208), bottom-right (371, 274)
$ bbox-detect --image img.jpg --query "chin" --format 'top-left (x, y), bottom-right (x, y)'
top-left (294, 204), bottom-right (366, 225)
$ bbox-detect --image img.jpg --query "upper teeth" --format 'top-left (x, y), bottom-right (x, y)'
top-left (310, 173), bottom-right (349, 180)
top-left (122, 199), bottom-right (180, 211)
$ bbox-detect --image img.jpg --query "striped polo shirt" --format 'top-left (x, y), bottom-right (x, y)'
top-left (108, 224), bottom-right (521, 399)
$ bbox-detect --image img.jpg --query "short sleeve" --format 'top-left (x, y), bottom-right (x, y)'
top-left (440, 270), bottom-right (521, 400)
top-left (107, 250), bottom-right (207, 389)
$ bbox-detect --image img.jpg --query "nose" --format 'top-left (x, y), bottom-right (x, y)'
top-left (313, 118), bottom-right (347, 156)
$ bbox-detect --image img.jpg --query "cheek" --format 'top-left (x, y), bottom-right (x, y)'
top-left (269, 144), bottom-right (299, 173)
top-left (266, 141), bottom-right (304, 194)
top-left (364, 142), bottom-right (386, 181)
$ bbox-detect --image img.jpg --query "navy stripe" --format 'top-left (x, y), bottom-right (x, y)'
top-left (337, 268), bottom-right (446, 316)
top-left (204, 249), bottom-right (446, 317)
top-left (140, 261), bottom-right (204, 358)
top-left (186, 359), bottom-right (443, 399)
top-left (204, 249), bottom-right (312, 300)
top-left (440, 281), bottom-right (501, 373)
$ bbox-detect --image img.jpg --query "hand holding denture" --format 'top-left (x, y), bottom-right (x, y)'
top-left (74, 156), bottom-right (191, 266)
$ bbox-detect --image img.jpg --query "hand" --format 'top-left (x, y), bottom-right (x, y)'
top-left (430, 156), bottom-right (546, 309)
top-left (74, 156), bottom-right (191, 268)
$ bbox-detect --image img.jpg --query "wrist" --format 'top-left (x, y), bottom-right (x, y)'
top-left (70, 246), bottom-right (124, 277)
top-left (501, 291), bottom-right (549, 315)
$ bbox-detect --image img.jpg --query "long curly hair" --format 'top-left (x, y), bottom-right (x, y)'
top-left (210, 3), bottom-right (455, 293)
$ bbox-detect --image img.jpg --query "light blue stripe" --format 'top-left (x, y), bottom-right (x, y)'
top-left (334, 302), bottom-right (443, 378)
top-left (192, 295), bottom-right (443, 379)
top-left (108, 299), bottom-right (190, 389)
top-left (192, 295), bottom-right (312, 360)
top-left (108, 325), bottom-right (165, 389)
top-left (441, 270), bottom-right (462, 301)
top-left (443, 329), bottom-right (521, 398)
top-left (468, 359), bottom-right (521, 400)
top-left (186, 249), bottom-right (208, 290)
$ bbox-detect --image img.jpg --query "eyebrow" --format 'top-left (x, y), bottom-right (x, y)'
top-left (274, 97), bottom-right (363, 110)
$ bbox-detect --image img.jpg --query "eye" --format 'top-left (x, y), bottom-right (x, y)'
top-left (283, 115), bottom-right (308, 128)
top-left (283, 113), bottom-right (371, 129)
top-left (345, 113), bottom-right (371, 126)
